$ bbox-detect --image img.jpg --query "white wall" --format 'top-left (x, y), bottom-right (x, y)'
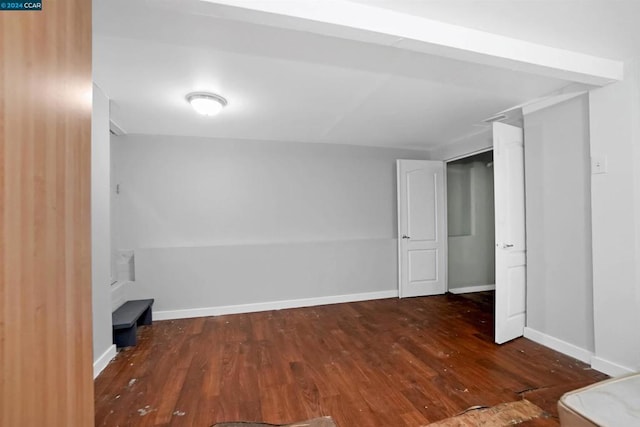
top-left (447, 153), bottom-right (495, 289)
top-left (523, 95), bottom-right (595, 356)
top-left (589, 59), bottom-right (640, 376)
top-left (112, 135), bottom-right (430, 316)
top-left (91, 84), bottom-right (115, 376)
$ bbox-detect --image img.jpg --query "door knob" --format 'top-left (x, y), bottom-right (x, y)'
top-left (502, 243), bottom-right (514, 248)
top-left (402, 235), bottom-right (410, 239)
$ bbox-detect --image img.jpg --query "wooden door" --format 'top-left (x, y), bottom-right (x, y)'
top-left (0, 1), bottom-right (94, 425)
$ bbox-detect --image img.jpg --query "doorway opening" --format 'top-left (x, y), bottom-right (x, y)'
top-left (446, 150), bottom-right (495, 296)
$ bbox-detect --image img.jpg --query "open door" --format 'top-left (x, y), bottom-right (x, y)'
top-left (397, 160), bottom-right (446, 298)
top-left (493, 122), bottom-right (526, 344)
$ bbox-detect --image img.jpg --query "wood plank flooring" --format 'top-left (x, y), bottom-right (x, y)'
top-left (95, 292), bottom-right (607, 426)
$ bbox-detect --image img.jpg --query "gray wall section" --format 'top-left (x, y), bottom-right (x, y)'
top-left (112, 135), bottom-right (430, 311)
top-left (589, 59), bottom-right (640, 373)
top-left (524, 95), bottom-right (595, 352)
top-left (91, 84), bottom-right (113, 363)
top-left (130, 240), bottom-right (396, 311)
top-left (447, 153), bottom-right (495, 289)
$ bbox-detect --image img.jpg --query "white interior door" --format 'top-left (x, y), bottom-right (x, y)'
top-left (397, 160), bottom-right (446, 298)
top-left (493, 122), bottom-right (526, 344)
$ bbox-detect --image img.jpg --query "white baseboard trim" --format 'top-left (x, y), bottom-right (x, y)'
top-left (523, 327), bottom-right (593, 364)
top-left (448, 284), bottom-right (495, 294)
top-left (155, 290), bottom-right (399, 321)
top-left (590, 356), bottom-right (636, 377)
top-left (93, 344), bottom-right (117, 379)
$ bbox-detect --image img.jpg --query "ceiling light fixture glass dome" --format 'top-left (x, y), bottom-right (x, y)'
top-left (186, 92), bottom-right (228, 116)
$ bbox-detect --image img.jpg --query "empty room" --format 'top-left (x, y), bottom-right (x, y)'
top-left (3, 1), bottom-right (640, 426)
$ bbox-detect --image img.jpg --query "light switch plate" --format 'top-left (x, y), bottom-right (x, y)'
top-left (592, 156), bottom-right (607, 174)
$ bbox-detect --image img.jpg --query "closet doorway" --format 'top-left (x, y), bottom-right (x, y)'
top-left (446, 150), bottom-right (496, 295)
top-left (445, 122), bottom-right (527, 344)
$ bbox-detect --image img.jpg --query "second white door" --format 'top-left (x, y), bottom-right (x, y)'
top-left (493, 122), bottom-right (527, 344)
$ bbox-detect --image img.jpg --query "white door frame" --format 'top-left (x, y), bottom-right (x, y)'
top-left (446, 147), bottom-right (494, 164)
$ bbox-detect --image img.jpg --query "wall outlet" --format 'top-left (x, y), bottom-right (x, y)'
top-left (592, 156), bottom-right (608, 174)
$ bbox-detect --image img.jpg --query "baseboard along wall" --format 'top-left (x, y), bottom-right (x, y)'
top-left (93, 344), bottom-right (117, 379)
top-left (448, 284), bottom-right (495, 294)
top-left (590, 356), bottom-right (636, 377)
top-left (523, 327), bottom-right (593, 364)
top-left (154, 290), bottom-right (399, 321)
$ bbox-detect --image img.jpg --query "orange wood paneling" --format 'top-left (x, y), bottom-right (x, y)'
top-left (0, 1), bottom-right (94, 425)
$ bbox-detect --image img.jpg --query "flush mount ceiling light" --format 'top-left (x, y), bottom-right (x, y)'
top-left (186, 92), bottom-right (228, 116)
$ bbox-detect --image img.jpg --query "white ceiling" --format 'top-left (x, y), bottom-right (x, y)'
top-left (350, 0), bottom-right (640, 61)
top-left (93, 0), bottom-right (635, 150)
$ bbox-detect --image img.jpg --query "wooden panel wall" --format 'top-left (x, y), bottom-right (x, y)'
top-left (0, 1), bottom-right (94, 425)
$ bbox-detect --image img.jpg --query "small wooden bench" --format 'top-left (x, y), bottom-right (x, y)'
top-left (112, 299), bottom-right (154, 348)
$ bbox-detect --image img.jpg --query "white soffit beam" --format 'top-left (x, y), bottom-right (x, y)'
top-left (199, 0), bottom-right (623, 86)
top-left (498, 82), bottom-right (591, 116)
top-left (521, 92), bottom-right (588, 116)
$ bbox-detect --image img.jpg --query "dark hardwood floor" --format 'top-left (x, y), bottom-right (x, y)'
top-left (95, 292), bottom-right (607, 426)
